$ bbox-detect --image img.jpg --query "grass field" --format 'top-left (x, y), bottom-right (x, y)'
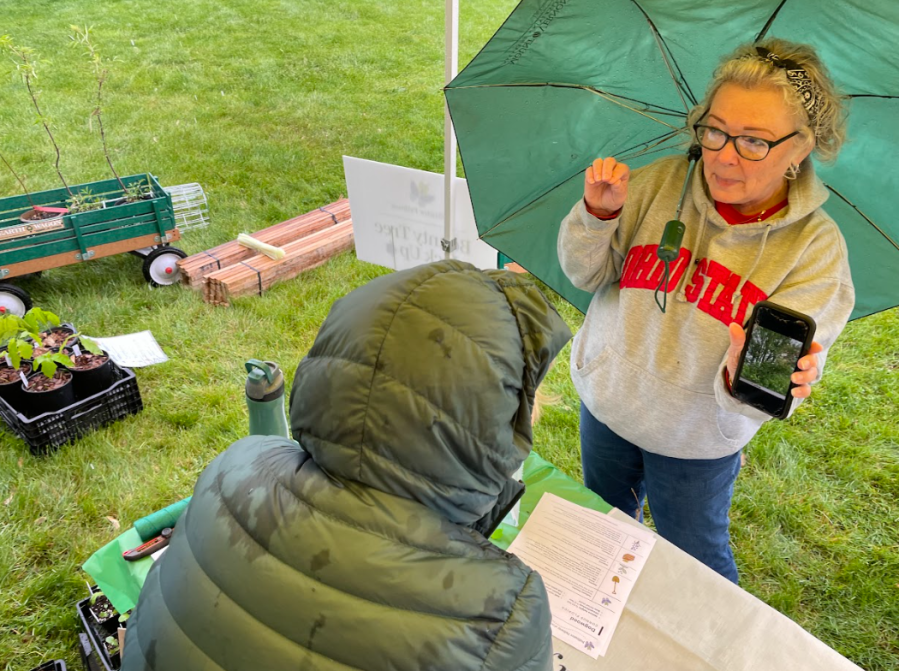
top-left (0, 1), bottom-right (896, 670)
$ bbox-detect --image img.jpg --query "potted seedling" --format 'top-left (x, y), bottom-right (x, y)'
top-left (22, 307), bottom-right (73, 350)
top-left (87, 588), bottom-right (116, 627)
top-left (23, 343), bottom-right (76, 417)
top-left (62, 334), bottom-right (110, 400)
top-left (0, 314), bottom-right (34, 408)
top-left (79, 584), bottom-right (128, 670)
top-left (66, 187), bottom-right (103, 214)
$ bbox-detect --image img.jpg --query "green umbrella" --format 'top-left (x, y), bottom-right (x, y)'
top-left (444, 0), bottom-right (899, 319)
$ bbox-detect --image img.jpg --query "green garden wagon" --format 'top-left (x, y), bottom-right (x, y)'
top-left (0, 173), bottom-right (185, 315)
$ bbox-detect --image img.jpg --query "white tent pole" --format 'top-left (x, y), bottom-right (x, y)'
top-left (443, 0), bottom-right (459, 259)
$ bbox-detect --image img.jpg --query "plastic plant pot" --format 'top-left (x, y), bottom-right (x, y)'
top-left (0, 361), bottom-right (31, 411)
top-left (22, 370), bottom-right (75, 418)
top-left (65, 349), bottom-right (114, 401)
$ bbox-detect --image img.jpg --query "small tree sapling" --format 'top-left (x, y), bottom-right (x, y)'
top-left (1, 36), bottom-right (74, 198)
top-left (69, 25), bottom-right (128, 195)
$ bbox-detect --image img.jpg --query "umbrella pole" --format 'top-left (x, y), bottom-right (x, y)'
top-left (442, 0), bottom-right (459, 260)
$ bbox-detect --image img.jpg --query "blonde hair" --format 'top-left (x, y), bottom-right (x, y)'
top-left (531, 384), bottom-right (561, 425)
top-left (686, 38), bottom-right (848, 163)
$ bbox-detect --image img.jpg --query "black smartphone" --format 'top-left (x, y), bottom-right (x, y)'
top-left (732, 301), bottom-right (817, 420)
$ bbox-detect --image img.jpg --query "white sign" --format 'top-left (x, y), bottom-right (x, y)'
top-left (509, 493), bottom-right (656, 659)
top-left (343, 156), bottom-right (498, 271)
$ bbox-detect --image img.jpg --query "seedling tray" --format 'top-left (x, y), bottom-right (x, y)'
top-left (77, 594), bottom-right (119, 671)
top-left (30, 661), bottom-right (67, 671)
top-left (0, 362), bottom-right (142, 454)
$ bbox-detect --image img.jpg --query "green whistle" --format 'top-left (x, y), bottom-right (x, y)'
top-left (658, 219), bottom-right (685, 262)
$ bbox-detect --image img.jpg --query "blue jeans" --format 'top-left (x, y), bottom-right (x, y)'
top-left (580, 403), bottom-right (742, 583)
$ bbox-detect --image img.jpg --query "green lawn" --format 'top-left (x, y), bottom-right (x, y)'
top-left (0, 1), bottom-right (897, 670)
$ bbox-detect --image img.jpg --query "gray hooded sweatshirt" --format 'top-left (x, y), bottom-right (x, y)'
top-left (558, 155), bottom-right (854, 460)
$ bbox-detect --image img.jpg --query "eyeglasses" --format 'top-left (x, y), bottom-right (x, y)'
top-left (693, 123), bottom-right (800, 161)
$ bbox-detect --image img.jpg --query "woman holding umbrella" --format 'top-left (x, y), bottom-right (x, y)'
top-left (558, 39), bottom-right (854, 583)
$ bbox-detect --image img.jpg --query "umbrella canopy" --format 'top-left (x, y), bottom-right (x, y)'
top-left (444, 0), bottom-right (899, 319)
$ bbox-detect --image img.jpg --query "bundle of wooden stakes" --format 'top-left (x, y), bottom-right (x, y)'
top-left (177, 199), bottom-right (354, 306)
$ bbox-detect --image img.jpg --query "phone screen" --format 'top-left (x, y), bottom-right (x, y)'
top-left (733, 302), bottom-right (815, 419)
top-left (739, 328), bottom-right (804, 400)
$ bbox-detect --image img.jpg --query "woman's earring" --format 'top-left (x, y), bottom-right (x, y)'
top-left (785, 163), bottom-right (801, 180)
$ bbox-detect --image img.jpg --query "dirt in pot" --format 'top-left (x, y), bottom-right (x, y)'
top-left (0, 363), bottom-right (30, 383)
top-left (69, 352), bottom-right (109, 371)
top-left (88, 593), bottom-right (117, 625)
top-left (40, 328), bottom-right (75, 349)
top-left (30, 345), bottom-right (52, 358)
top-left (20, 208), bottom-right (64, 223)
top-left (25, 370), bottom-right (71, 392)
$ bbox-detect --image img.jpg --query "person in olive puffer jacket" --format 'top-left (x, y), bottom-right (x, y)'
top-left (122, 259), bottom-right (572, 671)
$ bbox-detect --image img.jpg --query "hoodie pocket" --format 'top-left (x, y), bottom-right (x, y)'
top-left (715, 404), bottom-right (762, 448)
top-left (572, 344), bottom-right (613, 379)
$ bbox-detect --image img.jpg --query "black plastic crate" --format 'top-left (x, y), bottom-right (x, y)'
top-left (0, 362), bottom-right (142, 454)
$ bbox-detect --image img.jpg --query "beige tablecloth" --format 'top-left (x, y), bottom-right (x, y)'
top-left (550, 509), bottom-right (863, 671)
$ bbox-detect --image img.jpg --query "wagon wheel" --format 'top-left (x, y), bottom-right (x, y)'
top-left (0, 283), bottom-right (32, 316)
top-left (142, 246), bottom-right (187, 287)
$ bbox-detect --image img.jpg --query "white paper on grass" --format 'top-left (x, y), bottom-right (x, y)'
top-left (84, 331), bottom-right (168, 368)
top-left (343, 157), bottom-right (498, 271)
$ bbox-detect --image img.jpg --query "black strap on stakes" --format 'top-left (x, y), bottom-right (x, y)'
top-left (203, 250), bottom-right (222, 269)
top-left (240, 261), bottom-right (264, 295)
top-left (319, 206), bottom-right (339, 225)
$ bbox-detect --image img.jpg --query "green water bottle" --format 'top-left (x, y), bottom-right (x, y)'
top-left (245, 359), bottom-right (290, 438)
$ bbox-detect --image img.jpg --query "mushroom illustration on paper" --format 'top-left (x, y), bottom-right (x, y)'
top-left (611, 576), bottom-right (620, 594)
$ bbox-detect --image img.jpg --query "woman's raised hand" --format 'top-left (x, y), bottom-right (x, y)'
top-left (584, 157), bottom-right (630, 217)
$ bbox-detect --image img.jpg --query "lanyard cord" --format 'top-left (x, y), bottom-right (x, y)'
top-left (654, 146), bottom-right (701, 313)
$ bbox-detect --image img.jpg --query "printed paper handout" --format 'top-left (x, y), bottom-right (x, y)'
top-left (84, 330), bottom-right (169, 368)
top-left (508, 493), bottom-right (656, 658)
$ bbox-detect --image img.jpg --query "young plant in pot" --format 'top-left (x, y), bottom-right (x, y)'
top-left (87, 588), bottom-right (117, 627)
top-left (62, 334), bottom-right (112, 400)
top-left (0, 314), bottom-right (34, 409)
top-left (23, 347), bottom-right (76, 417)
top-left (23, 307), bottom-right (74, 350)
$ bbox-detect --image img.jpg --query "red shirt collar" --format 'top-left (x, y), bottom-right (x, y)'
top-left (715, 199), bottom-right (789, 225)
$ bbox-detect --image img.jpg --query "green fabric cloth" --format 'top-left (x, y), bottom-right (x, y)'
top-left (83, 527), bottom-right (151, 615)
top-left (444, 0), bottom-right (899, 319)
top-left (119, 261), bottom-right (573, 671)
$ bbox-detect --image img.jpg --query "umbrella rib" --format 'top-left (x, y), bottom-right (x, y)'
top-left (848, 94), bottom-right (899, 99)
top-left (755, 0), bottom-right (790, 42)
top-left (825, 184), bottom-right (899, 253)
top-left (586, 88), bottom-right (681, 131)
top-left (629, 0), bottom-right (697, 109)
top-left (617, 129), bottom-right (688, 161)
top-left (446, 81), bottom-right (688, 117)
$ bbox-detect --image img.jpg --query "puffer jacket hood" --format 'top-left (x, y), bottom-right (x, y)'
top-left (290, 259), bottom-right (572, 528)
